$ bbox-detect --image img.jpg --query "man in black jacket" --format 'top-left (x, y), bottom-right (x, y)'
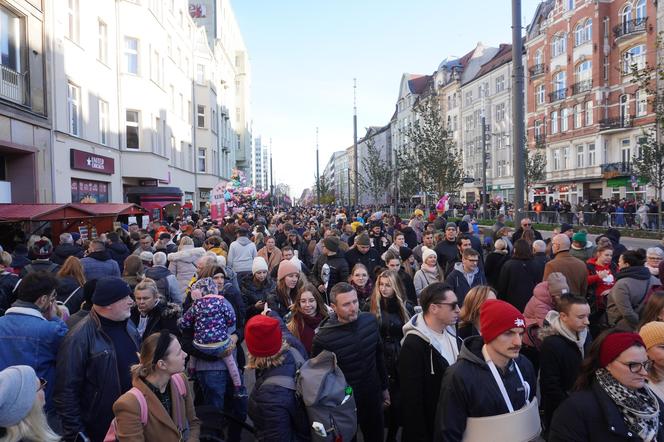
top-left (539, 295), bottom-right (591, 431)
top-left (310, 237), bottom-right (349, 304)
top-left (54, 277), bottom-right (139, 442)
top-left (51, 232), bottom-right (84, 265)
top-left (399, 282), bottom-right (461, 442)
top-left (344, 233), bottom-right (380, 280)
top-left (106, 231), bottom-right (130, 273)
top-left (511, 217), bottom-right (543, 243)
top-left (434, 223), bottom-right (458, 271)
top-left (312, 282), bottom-right (389, 442)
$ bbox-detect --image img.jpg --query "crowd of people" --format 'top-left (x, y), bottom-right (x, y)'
top-left (1, 205), bottom-right (664, 441)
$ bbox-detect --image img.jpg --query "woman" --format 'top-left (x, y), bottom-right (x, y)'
top-left (286, 283), bottom-right (328, 354)
top-left (287, 231), bottom-right (310, 269)
top-left (384, 250), bottom-right (418, 305)
top-left (167, 237), bottom-right (206, 291)
top-left (368, 270), bottom-right (413, 442)
top-left (130, 279), bottom-right (180, 341)
top-left (640, 292), bottom-right (664, 329)
top-left (382, 230), bottom-right (406, 262)
top-left (55, 256), bottom-right (86, 314)
top-left (267, 258), bottom-right (301, 318)
top-left (113, 331), bottom-right (200, 441)
top-left (496, 239), bottom-right (538, 312)
top-left (253, 232), bottom-right (265, 252)
top-left (484, 238), bottom-right (510, 290)
top-left (0, 365), bottom-right (60, 442)
top-left (608, 249), bottom-right (652, 331)
top-left (257, 237), bottom-right (282, 273)
top-left (302, 230), bottom-right (317, 258)
top-left (497, 227), bottom-right (513, 255)
top-left (122, 255), bottom-right (145, 291)
top-left (458, 285), bottom-right (497, 339)
top-left (640, 321), bottom-right (664, 402)
top-left (349, 263), bottom-right (374, 310)
top-left (646, 248), bottom-right (664, 287)
top-left (549, 330), bottom-right (664, 441)
top-left (414, 247), bottom-right (444, 297)
top-left (587, 245), bottom-right (617, 335)
top-left (399, 247), bottom-right (418, 279)
top-left (242, 257), bottom-right (276, 320)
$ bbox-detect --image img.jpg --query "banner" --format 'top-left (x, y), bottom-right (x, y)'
top-left (210, 182), bottom-right (227, 221)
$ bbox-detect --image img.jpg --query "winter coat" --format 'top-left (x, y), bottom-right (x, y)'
top-left (112, 374), bottom-right (201, 442)
top-left (586, 257), bottom-right (617, 310)
top-left (107, 241), bottom-right (131, 273)
top-left (51, 243), bottom-right (84, 265)
top-left (80, 250), bottom-right (121, 281)
top-left (0, 271), bottom-right (20, 314)
top-left (399, 314), bottom-right (461, 442)
top-left (310, 252), bottom-right (349, 302)
top-left (257, 246), bottom-right (282, 272)
top-left (10, 253), bottom-right (31, 273)
top-left (484, 251), bottom-right (509, 289)
top-left (55, 275), bottom-right (85, 314)
top-left (434, 335), bottom-right (537, 441)
top-left (445, 262), bottom-right (487, 306)
top-left (512, 227), bottom-right (543, 243)
top-left (414, 266), bottom-right (443, 297)
top-left (549, 381), bottom-right (664, 442)
top-left (531, 252), bottom-right (549, 283)
top-left (130, 300), bottom-right (181, 341)
top-left (398, 268), bottom-right (418, 305)
top-left (240, 274), bottom-right (276, 319)
top-left (524, 281), bottom-right (555, 329)
top-left (569, 242), bottom-right (595, 263)
top-left (601, 229), bottom-right (628, 265)
top-left (344, 246), bottom-right (381, 280)
top-left (543, 251), bottom-right (589, 296)
top-left (497, 257), bottom-right (539, 312)
top-left (20, 259), bottom-right (60, 277)
top-left (145, 265), bottom-right (184, 305)
top-left (227, 237), bottom-right (257, 273)
top-left (607, 265), bottom-right (652, 330)
top-left (167, 246), bottom-right (206, 291)
top-left (434, 239), bottom-right (457, 269)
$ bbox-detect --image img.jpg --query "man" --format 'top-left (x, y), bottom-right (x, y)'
top-left (144, 251), bottom-right (184, 305)
top-left (127, 222), bottom-right (140, 235)
top-left (368, 221), bottom-right (391, 256)
top-left (312, 282), bottom-right (389, 441)
top-left (435, 299), bottom-right (537, 440)
top-left (20, 238), bottom-right (60, 276)
top-left (445, 248), bottom-right (487, 305)
top-left (458, 221), bottom-right (482, 257)
top-left (132, 234), bottom-right (155, 256)
top-left (269, 245), bottom-right (309, 280)
top-left (491, 214), bottom-right (506, 241)
top-left (531, 239), bottom-right (549, 283)
top-left (543, 234), bottom-right (588, 296)
top-left (413, 231), bottom-right (435, 264)
top-left (434, 222), bottom-right (459, 271)
top-left (310, 236), bottom-right (349, 303)
top-left (154, 231), bottom-right (178, 255)
top-left (443, 234), bottom-right (474, 277)
top-left (538, 295), bottom-right (591, 431)
top-left (511, 217), bottom-right (543, 243)
top-left (560, 223), bottom-right (574, 239)
top-left (227, 227), bottom-right (257, 280)
top-left (80, 239), bottom-right (121, 280)
top-left (55, 277), bottom-right (139, 442)
top-left (51, 232), bottom-right (84, 265)
top-left (106, 231), bottom-right (130, 273)
top-left (344, 233), bottom-right (380, 279)
top-left (399, 283), bottom-right (461, 441)
top-left (0, 271), bottom-right (67, 413)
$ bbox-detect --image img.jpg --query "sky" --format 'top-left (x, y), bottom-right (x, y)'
top-left (232, 0), bottom-right (543, 198)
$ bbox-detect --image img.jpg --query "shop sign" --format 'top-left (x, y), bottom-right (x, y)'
top-left (200, 190), bottom-right (210, 200)
top-left (70, 149), bottom-right (115, 175)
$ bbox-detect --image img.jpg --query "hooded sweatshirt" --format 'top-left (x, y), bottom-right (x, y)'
top-left (445, 262), bottom-right (486, 305)
top-left (402, 313), bottom-right (459, 368)
top-left (227, 236), bottom-right (257, 273)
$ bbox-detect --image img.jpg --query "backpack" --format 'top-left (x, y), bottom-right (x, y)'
top-left (104, 373), bottom-right (188, 442)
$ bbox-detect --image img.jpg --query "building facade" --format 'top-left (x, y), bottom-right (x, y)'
top-left (252, 135), bottom-right (269, 192)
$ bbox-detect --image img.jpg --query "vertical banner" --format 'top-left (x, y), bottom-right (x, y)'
top-left (210, 182), bottom-right (227, 221)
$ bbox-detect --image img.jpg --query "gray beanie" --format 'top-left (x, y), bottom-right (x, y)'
top-left (0, 365), bottom-right (37, 427)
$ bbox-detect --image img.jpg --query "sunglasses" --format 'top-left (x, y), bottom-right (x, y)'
top-left (435, 301), bottom-right (459, 310)
top-left (38, 378), bottom-right (47, 392)
top-left (522, 223), bottom-right (532, 226)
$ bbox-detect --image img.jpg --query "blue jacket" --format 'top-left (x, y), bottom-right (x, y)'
top-left (80, 250), bottom-right (121, 281)
top-left (0, 301), bottom-right (68, 411)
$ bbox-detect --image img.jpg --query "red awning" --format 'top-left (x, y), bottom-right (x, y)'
top-left (0, 204), bottom-right (95, 222)
top-left (69, 203), bottom-right (146, 216)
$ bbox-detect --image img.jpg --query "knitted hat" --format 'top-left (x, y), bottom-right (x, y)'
top-left (191, 277), bottom-right (219, 296)
top-left (445, 222), bottom-right (457, 230)
top-left (0, 365), bottom-right (38, 427)
top-left (479, 299), bottom-right (526, 344)
top-left (413, 209), bottom-right (424, 217)
top-left (399, 246), bottom-right (413, 261)
top-left (356, 233), bottom-right (371, 246)
top-left (323, 237), bottom-right (340, 253)
top-left (245, 315), bottom-right (282, 357)
top-left (547, 272), bottom-right (569, 298)
top-left (252, 257), bottom-right (268, 274)
top-left (572, 232), bottom-right (587, 244)
top-left (560, 223), bottom-right (574, 234)
top-left (458, 221), bottom-right (470, 233)
top-left (277, 259), bottom-right (299, 281)
top-left (350, 221), bottom-right (362, 232)
top-left (31, 238), bottom-right (53, 259)
top-left (599, 332), bottom-right (645, 367)
top-left (639, 322), bottom-right (664, 350)
top-left (92, 277), bottom-right (132, 306)
top-left (422, 246), bottom-right (437, 263)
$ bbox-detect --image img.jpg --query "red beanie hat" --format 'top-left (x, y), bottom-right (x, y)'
top-left (245, 315), bottom-right (282, 358)
top-left (479, 300), bottom-right (526, 343)
top-left (599, 332), bottom-right (645, 368)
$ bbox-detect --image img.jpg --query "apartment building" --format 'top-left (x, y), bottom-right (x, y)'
top-left (253, 136), bottom-right (269, 192)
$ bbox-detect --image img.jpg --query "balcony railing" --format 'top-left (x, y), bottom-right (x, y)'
top-left (529, 64), bottom-right (545, 78)
top-left (572, 80), bottom-right (592, 95)
top-left (599, 116), bottom-right (634, 131)
top-left (601, 162), bottom-right (632, 175)
top-left (613, 17), bottom-right (648, 39)
top-left (0, 64), bottom-right (25, 104)
top-left (549, 88), bottom-right (566, 102)
top-left (534, 134), bottom-right (546, 146)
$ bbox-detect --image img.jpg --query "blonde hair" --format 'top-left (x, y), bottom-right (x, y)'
top-left (459, 285), bottom-right (496, 328)
top-left (178, 236), bottom-right (194, 250)
top-left (134, 278), bottom-right (159, 298)
top-left (246, 340), bottom-right (289, 370)
top-left (130, 332), bottom-right (176, 379)
top-left (0, 251), bottom-right (12, 267)
top-left (370, 270), bottom-right (410, 324)
top-left (0, 399), bottom-right (61, 442)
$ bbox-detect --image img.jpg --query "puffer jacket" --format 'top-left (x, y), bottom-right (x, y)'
top-left (227, 237), bottom-right (257, 273)
top-left (130, 300), bottom-right (181, 341)
top-left (496, 257), bottom-right (538, 312)
top-left (168, 246), bottom-right (206, 291)
top-left (54, 309), bottom-right (140, 442)
top-left (240, 274), bottom-right (276, 319)
top-left (607, 265), bottom-right (651, 330)
top-left (80, 250), bottom-right (121, 280)
top-left (524, 281), bottom-right (554, 329)
top-left (51, 243), bottom-right (84, 265)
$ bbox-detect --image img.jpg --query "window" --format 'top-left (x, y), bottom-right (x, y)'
top-left (198, 148), bottom-right (206, 172)
top-left (553, 149), bottom-right (560, 170)
top-left (126, 110), bottom-right (139, 149)
top-left (465, 91), bottom-right (472, 105)
top-left (552, 33), bottom-right (567, 57)
top-left (574, 104), bottom-right (582, 128)
top-left (576, 145), bottom-right (584, 167)
top-left (621, 139), bottom-right (631, 164)
top-left (536, 84), bottom-right (545, 105)
top-left (621, 5), bottom-right (633, 32)
top-left (534, 49), bottom-right (543, 66)
top-left (196, 64), bottom-right (205, 83)
top-left (99, 99), bottom-right (109, 145)
top-left (574, 20), bottom-right (592, 46)
top-left (124, 37), bottom-right (139, 74)
top-left (197, 105), bottom-right (205, 128)
top-left (169, 84), bottom-right (174, 110)
top-left (153, 117), bottom-right (161, 155)
top-left (636, 0), bottom-right (646, 22)
top-left (588, 143), bottom-right (596, 165)
top-left (563, 146), bottom-right (570, 169)
top-left (585, 101), bottom-right (593, 125)
top-left (576, 61), bottom-right (592, 82)
top-left (603, 56), bottom-right (609, 80)
top-left (212, 109), bottom-right (217, 133)
top-left (67, 0), bottom-right (79, 42)
top-left (67, 82), bottom-right (80, 136)
top-left (637, 89), bottom-right (648, 116)
top-left (495, 103), bottom-right (506, 122)
top-left (0, 5), bottom-right (24, 92)
top-left (554, 71), bottom-right (566, 92)
top-left (170, 135), bottom-right (175, 161)
top-left (98, 20), bottom-right (108, 63)
top-left (150, 48), bottom-right (160, 84)
top-left (561, 108), bottom-right (569, 132)
top-left (179, 93), bottom-right (184, 117)
top-left (565, 0), bottom-right (574, 11)
top-left (620, 94), bottom-right (630, 123)
top-left (551, 111), bottom-right (558, 134)
top-left (535, 120), bottom-right (543, 137)
top-left (495, 76), bottom-right (505, 93)
top-left (453, 116), bottom-right (458, 131)
top-left (483, 81), bottom-right (489, 97)
top-left (447, 96), bottom-right (451, 110)
top-left (623, 45), bottom-right (646, 74)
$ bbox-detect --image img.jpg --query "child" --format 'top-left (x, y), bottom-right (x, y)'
top-left (179, 277), bottom-right (246, 397)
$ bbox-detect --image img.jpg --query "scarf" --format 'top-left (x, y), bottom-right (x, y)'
top-left (351, 279), bottom-right (374, 303)
top-left (595, 368), bottom-right (660, 441)
top-left (297, 313), bottom-right (323, 354)
top-left (544, 310), bottom-right (588, 358)
top-left (420, 263), bottom-right (439, 278)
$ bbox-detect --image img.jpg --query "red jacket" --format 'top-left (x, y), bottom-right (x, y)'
top-left (586, 257), bottom-right (617, 309)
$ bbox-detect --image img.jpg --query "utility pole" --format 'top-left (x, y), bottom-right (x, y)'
top-left (512, 0), bottom-right (526, 223)
top-left (353, 78), bottom-right (358, 207)
top-left (316, 127), bottom-right (320, 206)
top-left (481, 115), bottom-right (488, 218)
top-left (347, 168), bottom-right (351, 215)
top-left (269, 141), bottom-right (274, 207)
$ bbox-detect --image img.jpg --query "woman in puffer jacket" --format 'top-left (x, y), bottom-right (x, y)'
top-left (168, 237), bottom-right (206, 291)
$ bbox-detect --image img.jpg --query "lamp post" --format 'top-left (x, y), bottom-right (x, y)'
top-left (512, 0), bottom-right (526, 223)
top-left (316, 127), bottom-right (320, 206)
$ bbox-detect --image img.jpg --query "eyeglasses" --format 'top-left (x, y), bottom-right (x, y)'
top-left (38, 378), bottom-right (47, 392)
top-left (617, 360), bottom-right (653, 373)
top-left (434, 301), bottom-right (459, 310)
top-left (522, 223), bottom-right (532, 227)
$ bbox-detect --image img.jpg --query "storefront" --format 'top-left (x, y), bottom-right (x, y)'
top-left (69, 149), bottom-right (115, 203)
top-left (125, 186), bottom-right (183, 222)
top-left (606, 176), bottom-right (647, 201)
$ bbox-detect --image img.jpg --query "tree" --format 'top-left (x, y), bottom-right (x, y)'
top-left (525, 147), bottom-right (547, 194)
top-left (312, 174), bottom-right (335, 205)
top-left (359, 137), bottom-right (392, 205)
top-left (402, 98), bottom-right (464, 196)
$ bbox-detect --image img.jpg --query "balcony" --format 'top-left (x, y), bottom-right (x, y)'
top-left (549, 88), bottom-right (566, 102)
top-left (601, 162), bottom-right (632, 177)
top-left (572, 80), bottom-right (592, 95)
top-left (534, 134), bottom-right (546, 146)
top-left (529, 64), bottom-right (545, 78)
top-left (0, 65), bottom-right (26, 105)
top-left (613, 17), bottom-right (648, 39)
top-left (599, 116), bottom-right (634, 131)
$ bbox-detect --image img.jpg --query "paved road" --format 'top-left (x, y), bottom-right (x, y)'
top-left (537, 229), bottom-right (662, 250)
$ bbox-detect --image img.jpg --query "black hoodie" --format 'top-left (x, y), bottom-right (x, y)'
top-left (51, 243), bottom-right (84, 265)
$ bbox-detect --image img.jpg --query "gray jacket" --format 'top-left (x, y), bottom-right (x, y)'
top-left (607, 266), bottom-right (651, 330)
top-left (227, 237), bottom-right (257, 273)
